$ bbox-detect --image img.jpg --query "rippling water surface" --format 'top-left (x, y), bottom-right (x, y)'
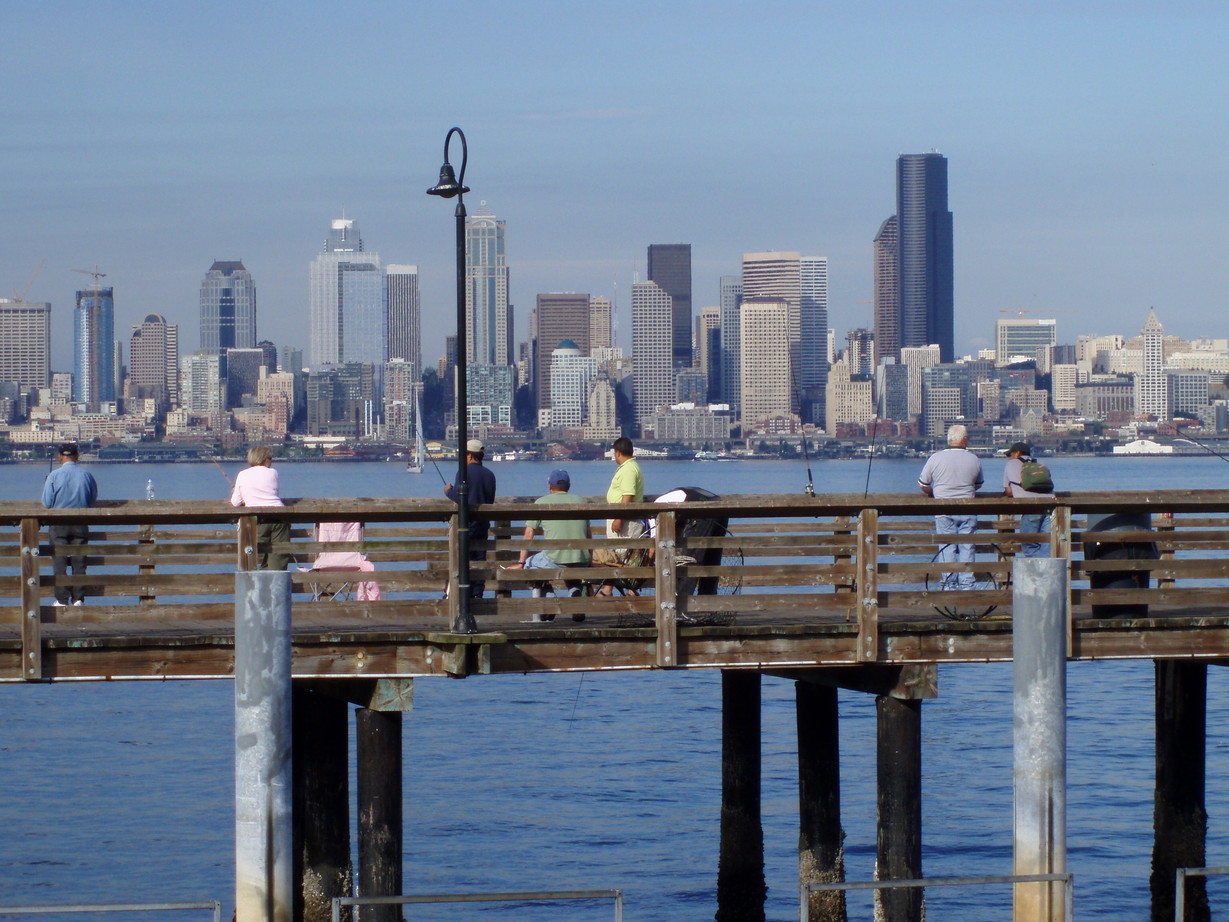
top-left (3, 455), bottom-right (1229, 919)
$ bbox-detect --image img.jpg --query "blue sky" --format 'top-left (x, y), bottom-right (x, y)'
top-left (4, 1), bottom-right (1227, 372)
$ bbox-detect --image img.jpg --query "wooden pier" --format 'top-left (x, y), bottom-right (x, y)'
top-left (2, 489), bottom-right (1226, 921)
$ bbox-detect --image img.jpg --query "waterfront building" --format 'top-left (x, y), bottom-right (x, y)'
top-left (127, 314), bottom-right (179, 408)
top-left (0, 298), bottom-right (51, 390)
top-left (647, 243), bottom-right (692, 368)
top-left (1136, 309), bottom-right (1167, 418)
top-left (180, 352), bottom-right (226, 414)
top-left (200, 261), bottom-right (256, 355)
top-left (74, 285), bottom-right (115, 410)
top-left (465, 363), bottom-right (516, 428)
top-left (534, 293), bottom-right (591, 417)
top-left (739, 297), bottom-right (792, 429)
top-left (824, 361), bottom-right (874, 434)
top-left (631, 281), bottom-right (675, 431)
top-left (1167, 368), bottom-right (1210, 419)
top-left (466, 206), bottom-right (511, 367)
top-left (1076, 377), bottom-right (1134, 420)
top-left (996, 317), bottom-right (1057, 366)
top-left (1051, 364), bottom-right (1081, 412)
top-left (896, 153), bottom-right (954, 361)
top-left (386, 265), bottom-right (421, 376)
top-left (383, 359), bottom-right (418, 444)
top-left (309, 218), bottom-right (386, 370)
top-left (649, 402), bottom-right (733, 445)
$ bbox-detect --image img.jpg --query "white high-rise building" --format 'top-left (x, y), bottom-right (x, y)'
top-left (1135, 308), bottom-right (1167, 418)
top-left (180, 352), bottom-right (225, 414)
top-left (995, 317), bottom-right (1057, 366)
top-left (631, 281), bottom-right (674, 430)
top-left (466, 206), bottom-right (511, 366)
top-left (0, 298), bottom-right (51, 390)
top-left (548, 341), bottom-right (598, 429)
top-left (901, 344), bottom-right (942, 419)
top-left (739, 298), bottom-right (792, 428)
top-left (310, 218), bottom-right (385, 369)
top-left (589, 296), bottom-right (613, 353)
top-left (386, 265), bottom-right (421, 376)
top-left (718, 275), bottom-right (742, 411)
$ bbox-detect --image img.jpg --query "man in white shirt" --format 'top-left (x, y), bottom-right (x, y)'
top-left (918, 424), bottom-right (984, 589)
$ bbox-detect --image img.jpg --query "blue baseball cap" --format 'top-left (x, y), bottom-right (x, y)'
top-left (548, 469), bottom-right (570, 486)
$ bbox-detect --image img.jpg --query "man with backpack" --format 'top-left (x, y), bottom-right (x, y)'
top-left (1003, 442), bottom-right (1054, 558)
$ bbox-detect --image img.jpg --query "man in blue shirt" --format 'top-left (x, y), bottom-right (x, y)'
top-left (42, 444), bottom-right (98, 606)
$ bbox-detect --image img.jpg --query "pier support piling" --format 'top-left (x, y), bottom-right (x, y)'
top-left (717, 669), bottom-right (766, 922)
top-left (292, 685), bottom-right (352, 922)
top-left (356, 708), bottom-right (403, 922)
top-left (796, 680), bottom-right (846, 922)
top-left (1151, 659), bottom-right (1207, 922)
top-left (876, 693), bottom-right (922, 922)
top-left (234, 571), bottom-right (293, 922)
top-left (1013, 557), bottom-right (1068, 922)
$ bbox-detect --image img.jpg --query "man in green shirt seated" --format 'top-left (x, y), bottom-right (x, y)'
top-left (512, 469), bottom-right (592, 603)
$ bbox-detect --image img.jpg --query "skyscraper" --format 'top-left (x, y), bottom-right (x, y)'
top-left (872, 216), bottom-right (900, 362)
top-left (631, 281), bottom-right (674, 430)
top-left (647, 243), bottom-right (692, 368)
top-left (1136, 308), bottom-right (1166, 418)
top-left (718, 275), bottom-right (742, 411)
top-left (739, 298), bottom-right (792, 428)
top-left (534, 293), bottom-right (590, 416)
top-left (466, 206), bottom-right (511, 366)
top-left (386, 264), bottom-right (422, 376)
top-left (127, 314), bottom-right (179, 406)
top-left (200, 261), bottom-right (255, 355)
top-left (896, 153), bottom-right (954, 361)
top-left (0, 298), bottom-right (51, 390)
top-left (995, 317), bottom-right (1057, 366)
top-left (695, 305), bottom-right (721, 400)
top-left (74, 286), bottom-right (114, 409)
top-left (310, 218), bottom-right (385, 369)
top-left (589, 296), bottom-right (613, 352)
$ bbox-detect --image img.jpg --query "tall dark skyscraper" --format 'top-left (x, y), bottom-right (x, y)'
top-left (200, 260), bottom-right (256, 355)
top-left (647, 243), bottom-right (692, 368)
top-left (896, 152), bottom-right (954, 361)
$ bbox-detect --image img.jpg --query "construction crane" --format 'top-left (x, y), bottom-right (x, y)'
top-left (71, 265), bottom-right (108, 294)
top-left (10, 259), bottom-right (46, 303)
top-left (999, 306), bottom-right (1076, 318)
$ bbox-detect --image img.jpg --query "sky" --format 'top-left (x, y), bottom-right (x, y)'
top-left (4, 1), bottom-right (1228, 374)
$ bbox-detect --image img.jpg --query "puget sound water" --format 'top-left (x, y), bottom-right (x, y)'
top-left (3, 454), bottom-right (1229, 920)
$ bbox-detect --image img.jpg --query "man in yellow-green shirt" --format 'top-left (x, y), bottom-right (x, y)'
top-left (606, 436), bottom-right (645, 539)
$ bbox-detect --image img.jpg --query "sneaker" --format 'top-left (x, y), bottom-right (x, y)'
top-left (51, 600), bottom-right (67, 607)
top-left (569, 587), bottom-right (583, 598)
top-left (72, 600), bottom-right (83, 606)
top-left (530, 586), bottom-right (543, 598)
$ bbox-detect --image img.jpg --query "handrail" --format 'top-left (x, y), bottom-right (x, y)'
top-left (801, 872), bottom-right (1073, 922)
top-left (0, 900), bottom-right (221, 922)
top-left (331, 888), bottom-right (623, 922)
top-left (1174, 865), bottom-right (1229, 921)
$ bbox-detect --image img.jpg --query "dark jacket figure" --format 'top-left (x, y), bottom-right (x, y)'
top-left (444, 438), bottom-right (498, 597)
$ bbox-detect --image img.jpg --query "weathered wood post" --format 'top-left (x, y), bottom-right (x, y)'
top-left (356, 708), bottom-right (403, 922)
top-left (1013, 556), bottom-right (1068, 922)
top-left (235, 570), bottom-right (293, 922)
top-left (797, 680), bottom-right (845, 922)
top-left (292, 686), bottom-right (352, 922)
top-left (1151, 659), bottom-right (1207, 922)
top-left (876, 693), bottom-right (922, 922)
top-left (717, 669), bottom-right (766, 922)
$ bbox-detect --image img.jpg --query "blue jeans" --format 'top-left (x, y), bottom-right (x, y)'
top-left (936, 514), bottom-right (978, 590)
top-left (1018, 512), bottom-right (1052, 558)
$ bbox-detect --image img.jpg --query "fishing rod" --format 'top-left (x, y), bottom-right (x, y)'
top-left (801, 434), bottom-right (815, 496)
top-left (426, 450), bottom-right (449, 485)
top-left (863, 418), bottom-right (879, 497)
top-left (211, 456), bottom-right (234, 488)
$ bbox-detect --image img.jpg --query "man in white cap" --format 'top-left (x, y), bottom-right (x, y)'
top-left (918, 423), bottom-right (983, 590)
top-left (444, 438), bottom-right (498, 597)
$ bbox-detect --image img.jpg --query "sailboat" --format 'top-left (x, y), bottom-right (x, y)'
top-left (405, 389), bottom-right (426, 473)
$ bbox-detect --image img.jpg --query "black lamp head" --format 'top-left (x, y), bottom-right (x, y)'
top-left (427, 162), bottom-right (469, 199)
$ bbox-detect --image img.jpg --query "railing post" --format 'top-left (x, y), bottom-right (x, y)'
top-left (1155, 513), bottom-right (1176, 591)
top-left (446, 514), bottom-right (461, 629)
top-left (655, 511), bottom-right (679, 668)
top-left (138, 523), bottom-right (156, 604)
top-left (832, 515), bottom-right (855, 598)
top-left (234, 570), bottom-right (293, 922)
top-left (238, 515), bottom-right (259, 572)
top-left (20, 517), bottom-right (42, 681)
top-left (1050, 505), bottom-right (1073, 650)
top-left (856, 508), bottom-right (879, 663)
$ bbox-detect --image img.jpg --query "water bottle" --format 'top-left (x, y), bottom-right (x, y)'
top-left (145, 479), bottom-right (155, 501)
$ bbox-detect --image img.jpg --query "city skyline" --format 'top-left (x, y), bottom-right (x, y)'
top-left (5, 4), bottom-right (1228, 375)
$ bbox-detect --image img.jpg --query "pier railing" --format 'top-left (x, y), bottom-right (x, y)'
top-left (3, 489), bottom-right (1229, 680)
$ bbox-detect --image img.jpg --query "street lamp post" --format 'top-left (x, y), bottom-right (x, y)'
top-left (427, 127), bottom-right (476, 634)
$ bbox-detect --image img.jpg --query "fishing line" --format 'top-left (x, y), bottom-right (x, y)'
top-left (863, 418), bottom-right (879, 498)
top-left (1175, 430), bottom-right (1229, 466)
top-left (427, 451), bottom-right (449, 485)
top-left (801, 435), bottom-right (815, 496)
top-left (211, 457), bottom-right (234, 487)
top-left (567, 671), bottom-right (586, 727)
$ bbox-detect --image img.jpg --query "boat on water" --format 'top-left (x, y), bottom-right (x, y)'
top-left (694, 450), bottom-right (735, 461)
top-left (405, 389), bottom-right (427, 473)
top-left (491, 449), bottom-right (538, 462)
